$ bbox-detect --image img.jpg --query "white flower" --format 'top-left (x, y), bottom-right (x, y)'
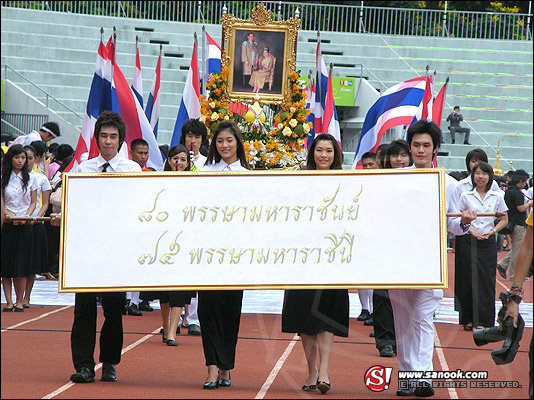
top-left (277, 123), bottom-right (284, 131)
top-left (303, 123), bottom-right (311, 133)
top-left (224, 115), bottom-right (230, 120)
top-left (283, 127), bottom-right (292, 137)
top-left (297, 138), bottom-right (305, 146)
top-left (290, 107), bottom-right (296, 113)
top-left (209, 102), bottom-right (216, 108)
top-left (289, 119), bottom-right (298, 128)
top-left (211, 112), bottom-right (219, 121)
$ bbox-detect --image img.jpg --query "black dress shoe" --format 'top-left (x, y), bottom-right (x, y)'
top-left (127, 303), bottom-right (142, 316)
top-left (188, 324), bottom-right (201, 335)
top-left (203, 380), bottom-right (219, 389)
top-left (70, 367), bottom-right (95, 383)
top-left (364, 314), bottom-right (374, 326)
top-left (414, 381), bottom-right (434, 397)
top-left (139, 300), bottom-right (153, 311)
top-left (14, 307), bottom-right (24, 312)
top-left (379, 344), bottom-right (395, 357)
top-left (357, 309), bottom-right (370, 321)
top-left (101, 362), bottom-right (117, 382)
top-left (369, 330), bottom-right (375, 337)
top-left (397, 388), bottom-right (414, 396)
top-left (463, 142), bottom-right (471, 145)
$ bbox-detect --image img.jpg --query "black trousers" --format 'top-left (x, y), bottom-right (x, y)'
top-left (372, 289), bottom-right (396, 351)
top-left (198, 290), bottom-right (243, 370)
top-left (71, 292), bottom-right (124, 371)
top-left (458, 235), bottom-right (496, 327)
top-left (454, 235), bottom-right (464, 312)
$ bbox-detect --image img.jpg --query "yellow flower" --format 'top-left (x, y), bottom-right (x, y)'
top-left (209, 102), bottom-right (216, 108)
top-left (200, 115), bottom-right (206, 122)
top-left (303, 123), bottom-right (310, 133)
top-left (278, 123), bottom-right (284, 131)
top-left (290, 107), bottom-right (296, 113)
top-left (211, 112), bottom-right (219, 121)
top-left (224, 115), bottom-right (230, 120)
top-left (283, 127), bottom-right (292, 137)
top-left (289, 119), bottom-right (298, 128)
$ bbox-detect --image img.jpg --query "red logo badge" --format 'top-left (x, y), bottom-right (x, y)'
top-left (364, 365), bottom-right (393, 392)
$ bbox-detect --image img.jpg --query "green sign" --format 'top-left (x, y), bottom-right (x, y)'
top-left (298, 75), bottom-right (356, 107)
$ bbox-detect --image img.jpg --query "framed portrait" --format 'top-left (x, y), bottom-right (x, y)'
top-left (221, 3), bottom-right (300, 105)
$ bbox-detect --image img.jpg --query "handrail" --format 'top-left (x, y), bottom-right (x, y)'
top-left (0, 117), bottom-right (26, 136)
top-left (1, 64), bottom-right (84, 120)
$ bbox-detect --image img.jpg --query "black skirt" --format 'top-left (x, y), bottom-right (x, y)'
top-left (1, 223), bottom-right (34, 278)
top-left (31, 223), bottom-right (49, 274)
top-left (457, 234), bottom-right (497, 327)
top-left (282, 289), bottom-right (349, 337)
top-left (141, 290), bottom-right (194, 307)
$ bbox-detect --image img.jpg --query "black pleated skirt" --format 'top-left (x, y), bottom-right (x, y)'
top-left (1, 223), bottom-right (34, 278)
top-left (282, 289), bottom-right (349, 337)
top-left (31, 223), bottom-right (49, 274)
top-left (141, 290), bottom-right (195, 307)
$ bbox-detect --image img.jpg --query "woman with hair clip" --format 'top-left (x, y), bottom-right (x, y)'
top-left (1, 145), bottom-right (37, 312)
top-left (199, 121), bottom-right (249, 390)
top-left (458, 161), bottom-right (508, 330)
top-left (281, 133), bottom-right (349, 395)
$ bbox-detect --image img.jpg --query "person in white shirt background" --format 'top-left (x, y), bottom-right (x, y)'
top-left (1, 144), bottom-right (37, 312)
top-left (179, 118), bottom-right (208, 172)
top-left (22, 144), bottom-right (52, 308)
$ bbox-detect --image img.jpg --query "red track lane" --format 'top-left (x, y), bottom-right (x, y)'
top-left (2, 250), bottom-right (532, 399)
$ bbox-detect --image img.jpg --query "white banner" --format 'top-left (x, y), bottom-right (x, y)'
top-left (59, 169), bottom-right (447, 292)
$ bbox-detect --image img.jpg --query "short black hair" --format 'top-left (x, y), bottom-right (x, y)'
top-left (510, 169), bottom-right (529, 186)
top-left (454, 106), bottom-right (460, 110)
top-left (94, 111), bottom-right (126, 150)
top-left (57, 144), bottom-right (74, 161)
top-left (406, 119), bottom-right (442, 151)
top-left (361, 152), bottom-right (376, 161)
top-left (29, 140), bottom-right (47, 158)
top-left (385, 139), bottom-right (412, 168)
top-left (470, 161), bottom-right (494, 192)
top-left (180, 119), bottom-right (208, 145)
top-left (130, 138), bottom-right (149, 151)
top-left (40, 121), bottom-right (61, 137)
top-left (465, 148), bottom-right (488, 173)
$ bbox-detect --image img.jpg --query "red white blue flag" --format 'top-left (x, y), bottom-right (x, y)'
top-left (171, 36), bottom-right (201, 147)
top-left (132, 37), bottom-right (144, 108)
top-left (145, 45), bottom-right (161, 138)
top-left (352, 76), bottom-right (427, 169)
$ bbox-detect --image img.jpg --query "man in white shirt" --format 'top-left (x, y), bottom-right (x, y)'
top-left (390, 119), bottom-right (477, 397)
top-left (179, 118), bottom-right (208, 171)
top-left (69, 111), bottom-right (141, 385)
top-left (10, 122), bottom-right (61, 147)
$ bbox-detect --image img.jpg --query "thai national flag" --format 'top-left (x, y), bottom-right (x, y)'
top-left (170, 37), bottom-right (201, 147)
top-left (314, 37), bottom-right (329, 134)
top-left (145, 46), bottom-right (161, 138)
top-left (110, 53), bottom-right (164, 171)
top-left (432, 78), bottom-right (449, 128)
top-left (132, 38), bottom-right (144, 108)
top-left (352, 76), bottom-right (427, 169)
top-left (205, 31), bottom-right (221, 76)
top-left (64, 34), bottom-right (111, 173)
top-left (322, 66), bottom-right (341, 145)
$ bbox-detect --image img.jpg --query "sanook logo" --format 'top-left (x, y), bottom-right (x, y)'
top-left (364, 365), bottom-right (393, 392)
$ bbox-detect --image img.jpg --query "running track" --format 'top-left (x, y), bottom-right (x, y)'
top-left (2, 252), bottom-right (531, 399)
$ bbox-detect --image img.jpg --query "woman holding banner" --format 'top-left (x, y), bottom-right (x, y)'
top-left (199, 121), bottom-right (250, 389)
top-left (281, 134), bottom-right (349, 395)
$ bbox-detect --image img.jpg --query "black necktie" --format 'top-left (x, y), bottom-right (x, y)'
top-left (102, 162), bottom-right (110, 172)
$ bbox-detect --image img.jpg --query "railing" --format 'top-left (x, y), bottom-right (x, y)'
top-left (1, 64), bottom-right (84, 121)
top-left (1, 111), bottom-right (48, 136)
top-left (1, 1), bottom-right (531, 41)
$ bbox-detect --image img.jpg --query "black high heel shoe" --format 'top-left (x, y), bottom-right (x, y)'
top-left (203, 373), bottom-right (220, 389)
top-left (218, 372), bottom-right (231, 387)
top-left (317, 381), bottom-right (331, 394)
top-left (302, 382), bottom-right (317, 391)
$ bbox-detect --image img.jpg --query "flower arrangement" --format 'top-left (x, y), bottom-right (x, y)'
top-left (199, 66), bottom-right (232, 138)
top-left (200, 68), bottom-right (311, 169)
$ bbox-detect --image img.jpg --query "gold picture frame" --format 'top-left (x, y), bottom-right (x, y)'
top-left (221, 3), bottom-right (300, 105)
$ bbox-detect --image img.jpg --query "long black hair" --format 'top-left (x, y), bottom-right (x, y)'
top-left (206, 121), bottom-right (250, 169)
top-left (1, 144), bottom-right (30, 194)
top-left (164, 145), bottom-right (191, 171)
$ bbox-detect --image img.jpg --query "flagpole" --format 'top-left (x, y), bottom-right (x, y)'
top-left (316, 31), bottom-right (322, 107)
top-left (202, 25), bottom-right (206, 97)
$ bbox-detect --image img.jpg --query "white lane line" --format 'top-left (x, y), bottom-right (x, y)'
top-left (1, 306), bottom-right (72, 333)
top-left (41, 327), bottom-right (162, 399)
top-left (255, 334), bottom-right (299, 399)
top-left (434, 328), bottom-right (459, 399)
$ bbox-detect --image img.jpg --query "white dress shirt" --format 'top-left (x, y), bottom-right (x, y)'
top-left (201, 159), bottom-right (247, 172)
top-left (455, 175), bottom-right (502, 198)
top-left (191, 153), bottom-right (208, 170)
top-left (4, 171), bottom-right (36, 217)
top-left (459, 188), bottom-right (508, 233)
top-left (23, 130), bottom-right (42, 146)
top-left (76, 154), bottom-right (142, 173)
top-left (29, 170), bottom-right (52, 217)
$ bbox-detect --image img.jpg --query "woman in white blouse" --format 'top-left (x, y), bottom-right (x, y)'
top-left (199, 121), bottom-right (249, 389)
top-left (458, 161), bottom-right (508, 330)
top-left (1, 145), bottom-right (37, 312)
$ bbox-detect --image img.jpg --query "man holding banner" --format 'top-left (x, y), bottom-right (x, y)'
top-left (69, 111), bottom-right (141, 384)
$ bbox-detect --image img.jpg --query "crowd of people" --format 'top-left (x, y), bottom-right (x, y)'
top-left (1, 112), bottom-right (532, 397)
